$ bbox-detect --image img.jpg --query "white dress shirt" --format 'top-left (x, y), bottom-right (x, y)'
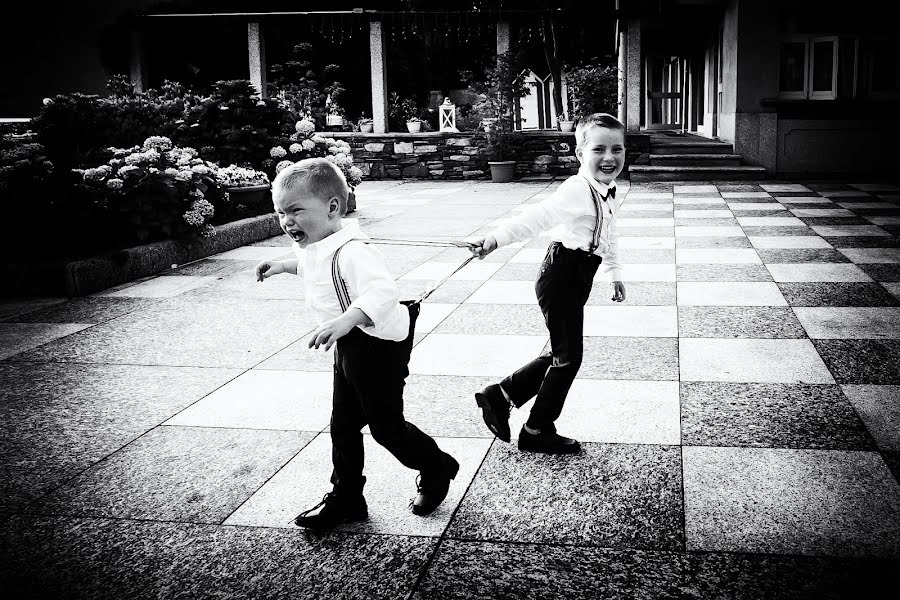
top-left (488, 166), bottom-right (623, 281)
top-left (293, 219), bottom-right (410, 342)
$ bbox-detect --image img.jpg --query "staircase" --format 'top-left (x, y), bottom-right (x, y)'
top-left (628, 132), bottom-right (767, 182)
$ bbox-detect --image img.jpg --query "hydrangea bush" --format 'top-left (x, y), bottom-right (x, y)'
top-left (216, 164), bottom-right (270, 188)
top-left (75, 136), bottom-right (226, 242)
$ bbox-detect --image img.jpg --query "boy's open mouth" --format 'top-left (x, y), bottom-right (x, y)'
top-left (599, 165), bottom-right (617, 175)
top-left (286, 229), bottom-right (306, 243)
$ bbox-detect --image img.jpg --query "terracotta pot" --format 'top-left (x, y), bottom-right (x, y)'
top-left (406, 121), bottom-right (422, 133)
top-left (487, 160), bottom-right (516, 183)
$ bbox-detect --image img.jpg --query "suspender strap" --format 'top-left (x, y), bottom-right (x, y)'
top-left (331, 245), bottom-right (352, 312)
top-left (582, 176), bottom-right (603, 254)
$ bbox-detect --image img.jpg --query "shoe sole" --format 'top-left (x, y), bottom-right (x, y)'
top-left (517, 440), bottom-right (581, 455)
top-left (411, 456), bottom-right (460, 516)
top-left (294, 510), bottom-right (368, 530)
top-left (475, 392), bottom-right (512, 443)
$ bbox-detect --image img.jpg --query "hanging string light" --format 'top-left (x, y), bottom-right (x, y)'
top-left (443, 11), bottom-right (450, 37)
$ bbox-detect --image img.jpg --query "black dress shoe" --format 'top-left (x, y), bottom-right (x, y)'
top-left (518, 426), bottom-right (581, 455)
top-left (475, 384), bottom-right (511, 443)
top-left (411, 453), bottom-right (460, 516)
top-left (294, 491), bottom-right (368, 530)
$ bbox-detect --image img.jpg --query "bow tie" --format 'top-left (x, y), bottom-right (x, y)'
top-left (603, 187), bottom-right (616, 201)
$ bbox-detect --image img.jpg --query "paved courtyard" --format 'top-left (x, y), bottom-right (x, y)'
top-left (2, 179), bottom-right (900, 598)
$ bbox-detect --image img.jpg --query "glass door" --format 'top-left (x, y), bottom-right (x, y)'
top-left (645, 54), bottom-right (683, 129)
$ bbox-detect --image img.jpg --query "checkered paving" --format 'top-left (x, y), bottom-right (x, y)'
top-left (2, 179), bottom-right (900, 598)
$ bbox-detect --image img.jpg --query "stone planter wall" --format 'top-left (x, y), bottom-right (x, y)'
top-left (332, 131), bottom-right (647, 181)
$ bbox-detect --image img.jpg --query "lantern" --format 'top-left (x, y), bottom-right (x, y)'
top-left (439, 97), bottom-right (458, 133)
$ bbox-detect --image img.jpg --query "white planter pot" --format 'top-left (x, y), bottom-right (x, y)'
top-left (406, 121), bottom-right (422, 133)
top-left (559, 120), bottom-right (575, 132)
top-left (326, 114), bottom-right (343, 126)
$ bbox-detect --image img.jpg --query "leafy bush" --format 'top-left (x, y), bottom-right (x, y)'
top-left (565, 63), bottom-right (619, 119)
top-left (462, 52), bottom-right (531, 160)
top-left (269, 43), bottom-right (347, 129)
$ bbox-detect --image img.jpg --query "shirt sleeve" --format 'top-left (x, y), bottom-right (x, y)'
top-left (340, 241), bottom-right (400, 335)
top-left (490, 177), bottom-right (591, 248)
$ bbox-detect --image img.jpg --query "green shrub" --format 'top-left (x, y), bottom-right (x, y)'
top-left (565, 63), bottom-right (619, 119)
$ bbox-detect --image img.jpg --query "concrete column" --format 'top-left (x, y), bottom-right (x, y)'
top-left (369, 20), bottom-right (388, 133)
top-left (617, 28), bottom-right (626, 124)
top-left (625, 19), bottom-right (641, 131)
top-left (129, 28), bottom-right (147, 94)
top-left (496, 21), bottom-right (510, 56)
top-left (248, 22), bottom-right (266, 98)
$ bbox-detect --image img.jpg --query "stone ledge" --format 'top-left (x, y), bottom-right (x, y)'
top-left (3, 213), bottom-right (282, 298)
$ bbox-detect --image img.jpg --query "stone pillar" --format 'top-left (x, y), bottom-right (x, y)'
top-left (248, 22), bottom-right (266, 98)
top-left (625, 19), bottom-right (641, 131)
top-left (617, 28), bottom-right (626, 124)
top-left (369, 20), bottom-right (388, 134)
top-left (497, 20), bottom-right (510, 56)
top-left (129, 28), bottom-right (147, 94)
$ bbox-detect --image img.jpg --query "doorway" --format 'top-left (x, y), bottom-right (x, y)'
top-left (645, 54), bottom-right (684, 129)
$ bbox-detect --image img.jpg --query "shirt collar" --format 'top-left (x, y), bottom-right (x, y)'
top-left (296, 218), bottom-right (369, 259)
top-left (578, 166), bottom-right (616, 199)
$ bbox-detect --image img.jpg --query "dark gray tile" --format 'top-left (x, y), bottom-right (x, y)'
top-left (677, 264), bottom-right (774, 282)
top-left (741, 226), bottom-right (816, 237)
top-left (798, 217), bottom-right (872, 226)
top-left (610, 227), bottom-right (674, 237)
top-left (770, 191), bottom-right (823, 197)
top-left (0, 516), bottom-right (434, 600)
top-left (849, 208), bottom-right (900, 217)
top-left (0, 363), bottom-right (241, 512)
top-left (676, 236), bottom-right (753, 249)
top-left (825, 236), bottom-right (900, 248)
top-left (434, 304), bottom-right (546, 335)
top-left (415, 541), bottom-right (688, 600)
top-left (446, 443), bottom-right (683, 550)
top-left (807, 183), bottom-right (854, 191)
top-left (400, 280), bottom-right (484, 303)
top-left (7, 297), bottom-right (161, 324)
top-left (166, 259), bottom-right (259, 277)
top-left (587, 282), bottom-right (676, 306)
top-left (630, 182), bottom-right (675, 192)
top-left (250, 234), bottom-right (293, 247)
top-left (581, 337), bottom-right (679, 380)
top-left (858, 264), bottom-right (900, 282)
top-left (681, 382), bottom-right (874, 450)
top-left (813, 340), bottom-right (900, 384)
top-left (11, 296), bottom-right (320, 368)
top-left (884, 451), bottom-right (900, 485)
top-left (678, 307), bottom-right (806, 338)
top-left (718, 184), bottom-right (764, 192)
top-left (757, 249), bottom-right (850, 263)
top-left (34, 426), bottom-right (314, 523)
top-left (0, 298), bottom-right (67, 321)
top-left (777, 282), bottom-right (900, 307)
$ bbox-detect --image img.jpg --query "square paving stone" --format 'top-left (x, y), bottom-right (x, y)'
top-left (674, 196), bottom-right (726, 204)
top-left (777, 282), bottom-right (900, 307)
top-left (488, 263), bottom-right (541, 281)
top-left (614, 227), bottom-right (676, 237)
top-left (165, 370), bottom-right (333, 432)
top-left (885, 282), bottom-right (900, 300)
top-left (98, 275), bottom-right (219, 298)
top-left (409, 334), bottom-right (548, 377)
top-left (608, 263), bottom-right (677, 282)
top-left (776, 196), bottom-right (833, 204)
top-left (677, 282), bottom-right (787, 305)
top-left (34, 426), bottom-right (315, 523)
top-left (677, 264), bottom-right (774, 282)
top-left (858, 263), bottom-right (900, 281)
top-left (580, 337), bottom-right (680, 381)
top-left (757, 249), bottom-right (850, 263)
top-left (820, 236), bottom-right (899, 249)
top-left (740, 226), bottom-right (815, 237)
top-left (402, 374), bottom-right (498, 438)
top-left (225, 434), bottom-right (490, 537)
top-left (728, 203), bottom-right (787, 211)
top-left (181, 265), bottom-right (306, 300)
top-left (0, 323), bottom-right (94, 361)
top-left (399, 279), bottom-right (484, 303)
top-left (761, 183), bottom-right (811, 192)
top-left (680, 338), bottom-right (835, 383)
top-left (12, 297), bottom-right (320, 369)
top-left (164, 257), bottom-right (260, 276)
top-left (0, 515), bottom-right (435, 600)
top-left (587, 281), bottom-right (676, 306)
top-left (683, 446), bottom-right (900, 558)
top-left (842, 385), bottom-right (900, 451)
top-left (812, 225), bottom-right (892, 237)
top-left (838, 248), bottom-right (900, 263)
top-left (618, 249), bottom-right (676, 264)
top-left (617, 236), bottom-right (676, 249)
top-left (737, 216), bottom-right (807, 227)
top-left (675, 236), bottom-right (753, 249)
top-left (678, 306), bottom-right (806, 338)
top-left (0, 297), bottom-right (66, 321)
top-left (681, 382), bottom-right (874, 450)
top-left (0, 363), bottom-right (241, 512)
top-left (446, 443), bottom-right (684, 550)
top-left (766, 263), bottom-right (873, 282)
top-left (794, 307), bottom-right (900, 339)
top-left (673, 209), bottom-right (733, 219)
top-left (674, 226), bottom-right (746, 237)
top-left (6, 297), bottom-right (161, 324)
top-left (414, 542), bottom-right (690, 600)
top-left (617, 217), bottom-right (675, 228)
top-left (254, 338), bottom-right (337, 371)
top-left (433, 304), bottom-right (546, 335)
top-left (798, 217), bottom-right (872, 227)
top-left (584, 306), bottom-right (678, 337)
top-left (676, 249), bottom-right (761, 264)
top-left (791, 208), bottom-right (857, 217)
top-left (813, 340), bottom-right (900, 384)
top-left (675, 218), bottom-right (741, 227)
top-left (464, 281), bottom-right (536, 304)
top-left (400, 261), bottom-right (503, 282)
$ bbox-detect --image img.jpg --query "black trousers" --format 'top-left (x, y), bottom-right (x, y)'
top-left (499, 242), bottom-right (601, 431)
top-left (330, 302), bottom-right (443, 495)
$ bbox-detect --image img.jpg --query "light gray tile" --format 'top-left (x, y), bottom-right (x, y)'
top-left (766, 263), bottom-right (874, 283)
top-left (794, 307), bottom-right (900, 339)
top-left (842, 385), bottom-right (900, 451)
top-left (679, 339), bottom-right (835, 383)
top-left (0, 323), bottom-right (93, 361)
top-left (409, 334), bottom-right (548, 376)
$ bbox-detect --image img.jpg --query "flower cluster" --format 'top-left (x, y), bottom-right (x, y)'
top-left (269, 119), bottom-right (363, 188)
top-left (216, 164), bottom-right (270, 188)
top-left (0, 140), bottom-right (55, 193)
top-left (74, 136), bottom-right (221, 237)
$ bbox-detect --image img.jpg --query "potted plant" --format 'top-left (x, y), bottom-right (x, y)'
top-left (325, 93), bottom-right (343, 127)
top-left (216, 164), bottom-right (271, 212)
top-left (358, 116), bottom-right (374, 133)
top-left (405, 117), bottom-right (423, 134)
top-left (558, 110), bottom-right (575, 132)
top-left (466, 52), bottom-right (531, 183)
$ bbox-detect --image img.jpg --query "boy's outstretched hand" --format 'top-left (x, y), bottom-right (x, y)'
top-left (308, 315), bottom-right (355, 351)
top-left (256, 260), bottom-right (284, 282)
top-left (467, 235), bottom-right (497, 259)
top-left (611, 281), bottom-right (626, 302)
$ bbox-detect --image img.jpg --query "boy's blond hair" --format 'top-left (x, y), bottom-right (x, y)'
top-left (574, 113), bottom-right (626, 150)
top-left (273, 158), bottom-right (349, 211)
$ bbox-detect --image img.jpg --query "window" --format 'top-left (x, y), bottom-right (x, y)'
top-left (778, 35), bottom-right (852, 100)
top-left (868, 38), bottom-right (900, 97)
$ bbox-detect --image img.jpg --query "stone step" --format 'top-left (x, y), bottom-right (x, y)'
top-left (650, 153), bottom-right (742, 167)
top-left (648, 140), bottom-right (734, 154)
top-left (628, 165), bottom-right (767, 182)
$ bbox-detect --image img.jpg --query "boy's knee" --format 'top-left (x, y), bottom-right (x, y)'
top-left (369, 422), bottom-right (405, 447)
top-left (552, 352), bottom-right (583, 371)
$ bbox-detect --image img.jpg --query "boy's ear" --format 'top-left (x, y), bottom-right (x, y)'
top-left (328, 197), bottom-right (341, 215)
top-left (574, 144), bottom-right (584, 164)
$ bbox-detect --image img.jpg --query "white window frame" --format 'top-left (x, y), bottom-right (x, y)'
top-left (778, 36), bottom-right (810, 99)
top-left (809, 36), bottom-right (839, 100)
